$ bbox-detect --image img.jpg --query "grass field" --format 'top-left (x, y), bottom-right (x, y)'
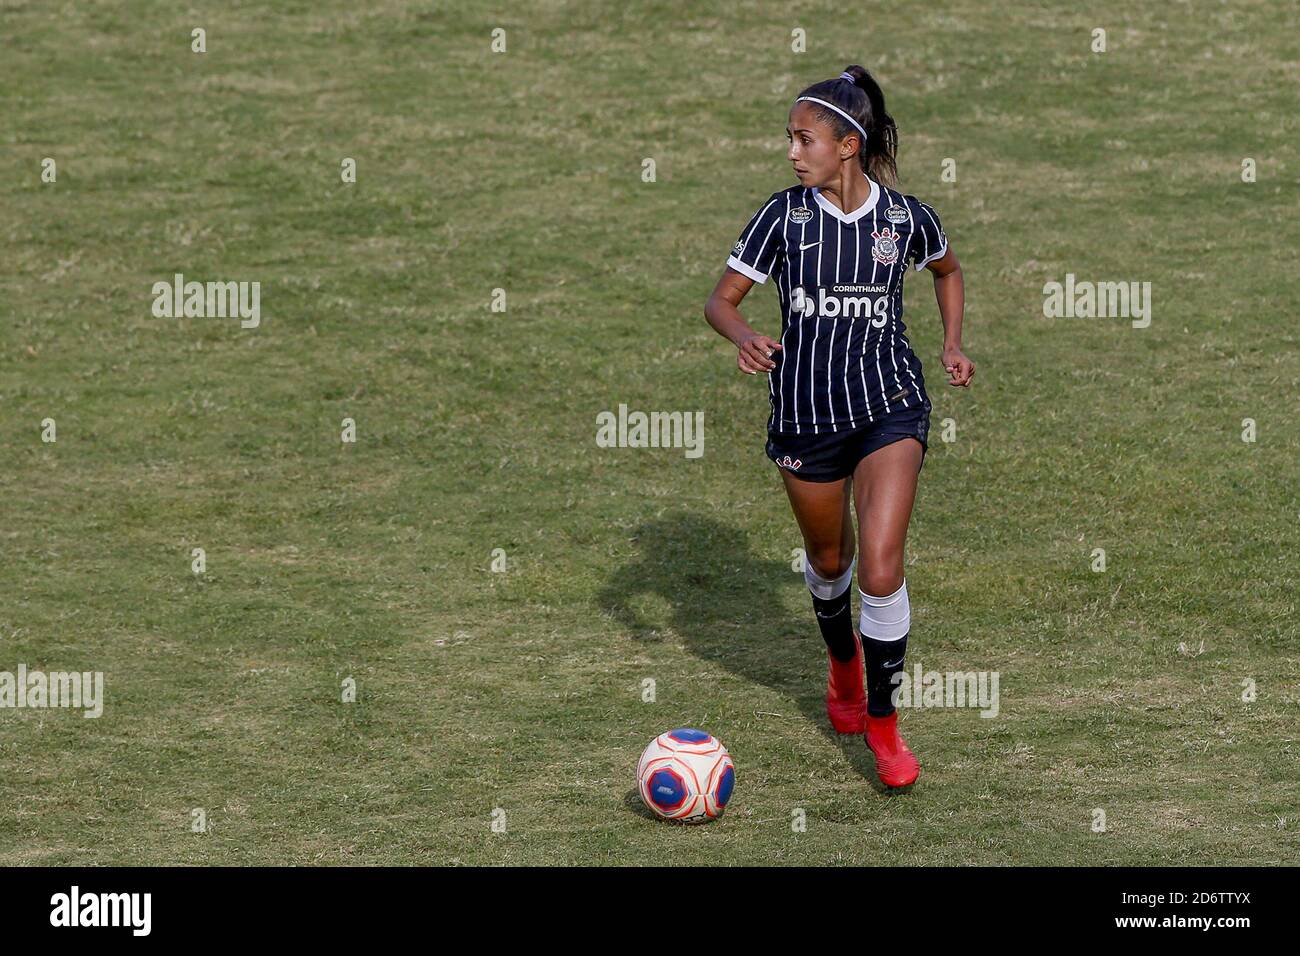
top-left (1, 0), bottom-right (1297, 865)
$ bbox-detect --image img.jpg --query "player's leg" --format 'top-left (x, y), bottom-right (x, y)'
top-left (851, 436), bottom-right (923, 785)
top-left (776, 468), bottom-right (868, 733)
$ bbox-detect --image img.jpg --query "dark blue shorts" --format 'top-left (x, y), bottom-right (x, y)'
top-left (766, 400), bottom-right (931, 482)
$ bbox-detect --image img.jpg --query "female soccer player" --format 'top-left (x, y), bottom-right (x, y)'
top-left (703, 65), bottom-right (974, 788)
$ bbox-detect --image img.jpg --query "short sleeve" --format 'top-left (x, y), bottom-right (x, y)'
top-left (726, 193), bottom-right (785, 284)
top-left (907, 199), bottom-right (948, 271)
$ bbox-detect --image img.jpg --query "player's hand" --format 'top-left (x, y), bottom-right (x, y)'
top-left (738, 333), bottom-right (781, 375)
top-left (941, 346), bottom-right (974, 387)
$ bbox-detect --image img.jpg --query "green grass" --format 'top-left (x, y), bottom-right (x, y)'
top-left (0, 0), bottom-right (1296, 865)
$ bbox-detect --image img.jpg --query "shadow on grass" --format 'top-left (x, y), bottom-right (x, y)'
top-left (597, 510), bottom-right (889, 790)
top-left (621, 787), bottom-right (660, 821)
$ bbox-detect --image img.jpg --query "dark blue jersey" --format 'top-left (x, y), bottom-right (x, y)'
top-left (727, 173), bottom-right (946, 435)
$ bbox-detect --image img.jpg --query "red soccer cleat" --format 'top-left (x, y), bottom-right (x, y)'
top-left (864, 711), bottom-right (920, 787)
top-left (826, 629), bottom-right (868, 734)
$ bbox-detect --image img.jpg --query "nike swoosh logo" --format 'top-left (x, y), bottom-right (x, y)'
top-left (799, 241), bottom-right (821, 251)
top-left (815, 606), bottom-right (848, 619)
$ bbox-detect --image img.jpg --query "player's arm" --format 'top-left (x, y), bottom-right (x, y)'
top-left (704, 267), bottom-right (782, 376)
top-left (924, 247), bottom-right (974, 388)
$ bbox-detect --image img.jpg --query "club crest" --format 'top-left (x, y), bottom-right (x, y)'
top-left (871, 226), bottom-right (901, 265)
top-left (777, 455), bottom-right (802, 471)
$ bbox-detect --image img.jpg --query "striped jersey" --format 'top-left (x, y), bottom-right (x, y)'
top-left (726, 173), bottom-right (947, 435)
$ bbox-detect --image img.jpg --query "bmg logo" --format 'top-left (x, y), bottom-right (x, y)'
top-left (790, 286), bottom-right (890, 328)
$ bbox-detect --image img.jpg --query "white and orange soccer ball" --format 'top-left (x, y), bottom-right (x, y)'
top-left (636, 728), bottom-right (736, 823)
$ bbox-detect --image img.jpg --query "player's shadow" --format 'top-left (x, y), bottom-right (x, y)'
top-left (596, 511), bottom-right (887, 788)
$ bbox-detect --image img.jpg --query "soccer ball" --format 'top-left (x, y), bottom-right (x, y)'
top-left (636, 728), bottom-right (736, 823)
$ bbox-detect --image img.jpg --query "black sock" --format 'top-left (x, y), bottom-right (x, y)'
top-left (811, 589), bottom-right (857, 663)
top-left (863, 632), bottom-right (908, 716)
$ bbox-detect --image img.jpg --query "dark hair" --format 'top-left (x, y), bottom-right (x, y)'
top-left (793, 65), bottom-right (898, 187)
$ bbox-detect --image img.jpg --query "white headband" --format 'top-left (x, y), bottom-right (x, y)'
top-left (793, 95), bottom-right (868, 142)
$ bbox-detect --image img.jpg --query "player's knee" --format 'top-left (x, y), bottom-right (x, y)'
top-left (857, 553), bottom-right (902, 599)
top-left (807, 549), bottom-right (854, 583)
top-left (858, 577), bottom-right (909, 641)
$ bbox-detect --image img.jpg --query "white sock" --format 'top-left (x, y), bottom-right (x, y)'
top-left (859, 579), bottom-right (909, 641)
top-left (805, 557), bottom-right (856, 600)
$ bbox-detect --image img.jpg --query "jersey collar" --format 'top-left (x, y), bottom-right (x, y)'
top-left (811, 173), bottom-right (880, 225)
